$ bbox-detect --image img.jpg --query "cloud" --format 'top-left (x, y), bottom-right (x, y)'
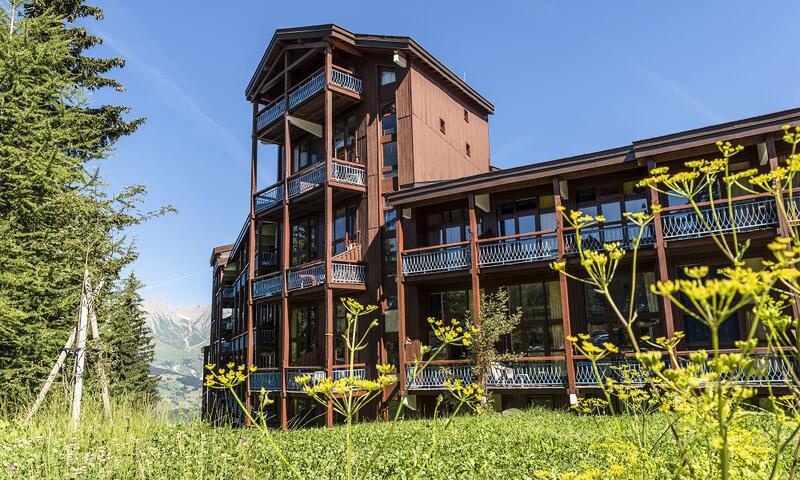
top-left (635, 66), bottom-right (723, 123)
top-left (139, 268), bottom-right (209, 292)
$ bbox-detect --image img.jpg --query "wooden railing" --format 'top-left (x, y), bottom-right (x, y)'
top-left (402, 242), bottom-right (471, 276)
top-left (661, 196), bottom-right (777, 240)
top-left (477, 230), bottom-right (557, 267)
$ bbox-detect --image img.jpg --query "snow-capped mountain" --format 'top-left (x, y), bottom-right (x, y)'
top-left (142, 299), bottom-right (210, 413)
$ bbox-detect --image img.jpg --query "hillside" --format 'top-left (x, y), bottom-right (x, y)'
top-left (142, 299), bottom-right (210, 413)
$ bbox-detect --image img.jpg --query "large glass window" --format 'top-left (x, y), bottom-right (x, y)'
top-left (429, 290), bottom-right (472, 359)
top-left (584, 270), bottom-right (659, 347)
top-left (506, 282), bottom-right (564, 356)
top-left (382, 142), bottom-right (398, 170)
top-left (290, 305), bottom-right (317, 362)
top-left (425, 209), bottom-right (469, 246)
top-left (379, 68), bottom-right (396, 86)
top-left (333, 114), bottom-right (358, 163)
top-left (384, 237), bottom-right (397, 277)
top-left (381, 102), bottom-right (396, 136)
top-left (292, 136), bottom-right (319, 173)
top-left (575, 181), bottom-right (648, 249)
top-left (291, 217), bottom-right (317, 266)
top-left (333, 204), bottom-right (358, 255)
top-left (495, 196), bottom-right (555, 237)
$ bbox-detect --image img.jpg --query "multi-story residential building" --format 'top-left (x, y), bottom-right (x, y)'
top-left (203, 24), bottom-right (800, 427)
top-left (203, 24), bottom-right (494, 427)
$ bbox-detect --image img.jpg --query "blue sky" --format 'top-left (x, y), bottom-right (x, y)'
top-left (88, 1), bottom-right (800, 306)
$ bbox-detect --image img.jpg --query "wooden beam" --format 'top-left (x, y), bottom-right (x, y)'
top-left (256, 47), bottom-right (322, 97)
top-left (280, 51), bottom-right (291, 432)
top-left (467, 194), bottom-right (481, 324)
top-left (552, 179), bottom-right (577, 400)
top-left (396, 210), bottom-right (407, 393)
top-left (324, 46), bottom-right (334, 428)
top-left (646, 158), bottom-right (676, 339)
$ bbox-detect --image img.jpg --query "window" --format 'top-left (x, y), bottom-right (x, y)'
top-left (465, 143), bottom-right (471, 157)
top-left (289, 305), bottom-right (317, 362)
top-left (584, 270), bottom-right (659, 347)
top-left (495, 196), bottom-right (554, 237)
top-left (429, 290), bottom-right (472, 359)
top-left (379, 68), bottom-right (396, 86)
top-left (574, 184), bottom-right (648, 249)
top-left (382, 142), bottom-right (398, 170)
top-left (333, 204), bottom-right (358, 255)
top-left (506, 282), bottom-right (564, 356)
top-left (292, 137), bottom-right (319, 173)
top-left (384, 208), bottom-right (396, 231)
top-left (384, 237), bottom-right (397, 277)
top-left (439, 118), bottom-right (446, 134)
top-left (464, 109), bottom-right (469, 122)
top-left (425, 209), bottom-right (469, 245)
top-left (334, 303), bottom-right (347, 364)
top-left (333, 114), bottom-right (358, 163)
top-left (381, 102), bottom-right (396, 136)
top-left (291, 217), bottom-right (317, 266)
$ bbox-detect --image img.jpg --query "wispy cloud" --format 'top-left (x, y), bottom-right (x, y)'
top-left (635, 66), bottom-right (723, 123)
top-left (139, 268), bottom-right (209, 292)
top-left (92, 28), bottom-right (249, 169)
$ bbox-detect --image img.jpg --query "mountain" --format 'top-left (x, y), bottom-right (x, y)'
top-left (142, 299), bottom-right (210, 414)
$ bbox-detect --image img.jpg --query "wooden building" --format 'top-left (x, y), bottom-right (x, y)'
top-left (203, 24), bottom-right (800, 426)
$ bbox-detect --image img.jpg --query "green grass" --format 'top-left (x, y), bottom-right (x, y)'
top-left (0, 399), bottom-right (790, 479)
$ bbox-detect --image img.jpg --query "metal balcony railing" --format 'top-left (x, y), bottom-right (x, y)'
top-left (286, 368), bottom-right (326, 391)
top-left (564, 223), bottom-right (655, 255)
top-left (257, 329), bottom-right (276, 345)
top-left (255, 183), bottom-right (284, 213)
top-left (331, 68), bottom-right (363, 93)
top-left (255, 99), bottom-right (285, 131)
top-left (332, 368), bottom-right (366, 380)
top-left (331, 161), bottom-right (366, 186)
top-left (222, 288), bottom-right (234, 300)
top-left (288, 163), bottom-right (325, 199)
top-left (486, 360), bottom-right (568, 388)
top-left (406, 363), bottom-right (474, 389)
top-left (402, 243), bottom-right (471, 276)
top-left (331, 262), bottom-right (366, 284)
top-left (478, 232), bottom-right (558, 267)
top-left (258, 250), bottom-right (278, 270)
top-left (661, 198), bottom-right (777, 240)
top-left (252, 273), bottom-right (282, 299)
top-left (288, 72), bottom-right (325, 109)
top-left (249, 371), bottom-right (282, 391)
top-left (221, 319), bottom-right (233, 332)
top-left (677, 353), bottom-right (798, 387)
top-left (287, 262), bottom-right (325, 290)
top-left (575, 360), bottom-right (648, 386)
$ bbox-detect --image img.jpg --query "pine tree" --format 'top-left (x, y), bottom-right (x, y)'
top-left (101, 274), bottom-right (159, 404)
top-left (0, 3), bottom-right (172, 408)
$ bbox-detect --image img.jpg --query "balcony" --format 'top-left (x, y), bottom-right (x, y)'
top-left (486, 360), bottom-right (568, 388)
top-left (402, 242), bottom-right (471, 276)
top-left (222, 287), bottom-right (234, 300)
top-left (256, 328), bottom-right (275, 345)
top-left (564, 223), bottom-right (655, 255)
top-left (252, 273), bottom-right (283, 299)
top-left (661, 197), bottom-right (777, 241)
top-left (575, 359), bottom-right (647, 386)
top-left (677, 353), bottom-right (797, 387)
top-left (477, 232), bottom-right (557, 267)
top-left (255, 182), bottom-right (284, 213)
top-left (287, 262), bottom-right (325, 290)
top-left (258, 250), bottom-right (279, 271)
top-left (288, 163), bottom-right (325, 199)
top-left (256, 67), bottom-right (363, 131)
top-left (221, 319), bottom-right (233, 332)
top-left (406, 362), bottom-right (474, 389)
top-left (332, 367), bottom-right (366, 380)
top-left (331, 160), bottom-right (366, 187)
top-left (250, 370), bottom-right (281, 391)
top-left (331, 262), bottom-right (366, 285)
top-left (286, 367), bottom-right (326, 391)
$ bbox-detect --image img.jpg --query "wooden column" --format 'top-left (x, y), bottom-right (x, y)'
top-left (280, 51), bottom-right (291, 431)
top-left (245, 101), bottom-right (258, 425)
top-left (467, 194), bottom-right (481, 323)
top-left (766, 135), bottom-right (800, 320)
top-left (646, 158), bottom-right (676, 338)
top-left (396, 209), bottom-right (407, 392)
top-left (323, 46), bottom-right (334, 428)
top-left (552, 178), bottom-right (577, 399)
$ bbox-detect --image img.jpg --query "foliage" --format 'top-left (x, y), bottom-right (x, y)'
top-left (553, 132), bottom-right (800, 479)
top-left (0, 3), bottom-right (170, 408)
top-left (468, 289), bottom-right (522, 395)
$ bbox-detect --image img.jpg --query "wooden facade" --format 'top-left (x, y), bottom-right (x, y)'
top-left (202, 24), bottom-right (800, 426)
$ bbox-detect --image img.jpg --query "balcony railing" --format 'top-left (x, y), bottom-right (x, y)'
top-left (331, 262), bottom-right (366, 284)
top-left (333, 367), bottom-right (366, 380)
top-left (478, 232), bottom-right (557, 267)
top-left (288, 71), bottom-right (325, 109)
top-left (252, 273), bottom-right (283, 299)
top-left (255, 99), bottom-right (285, 131)
top-left (250, 371), bottom-right (281, 391)
top-left (402, 243), bottom-right (471, 276)
top-left (222, 288), bottom-right (234, 300)
top-left (564, 223), bottom-right (655, 255)
top-left (255, 183), bottom-right (284, 213)
top-left (288, 163), bottom-right (325, 199)
top-left (677, 353), bottom-right (798, 387)
top-left (575, 360), bottom-right (648, 386)
top-left (221, 319), bottom-right (233, 332)
top-left (661, 197), bottom-right (777, 240)
top-left (331, 161), bottom-right (366, 186)
top-left (257, 328), bottom-right (276, 345)
top-left (331, 68), bottom-right (363, 93)
top-left (258, 250), bottom-right (279, 270)
top-left (286, 368), bottom-right (326, 391)
top-left (486, 360), bottom-right (568, 388)
top-left (287, 262), bottom-right (325, 290)
top-left (406, 362), bottom-right (474, 389)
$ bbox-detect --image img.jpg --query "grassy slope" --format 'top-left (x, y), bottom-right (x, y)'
top-left (0, 402), bottom-right (681, 480)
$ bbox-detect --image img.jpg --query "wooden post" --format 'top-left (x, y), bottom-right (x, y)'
top-left (88, 280), bottom-right (111, 420)
top-left (71, 269), bottom-right (91, 430)
top-left (552, 179), bottom-right (578, 401)
top-left (25, 328), bottom-right (76, 424)
top-left (646, 158), bottom-right (676, 338)
top-left (396, 209), bottom-right (407, 392)
top-left (323, 46), bottom-right (334, 428)
top-left (244, 101), bottom-right (259, 426)
top-left (467, 194), bottom-right (481, 323)
top-left (280, 50), bottom-right (291, 431)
